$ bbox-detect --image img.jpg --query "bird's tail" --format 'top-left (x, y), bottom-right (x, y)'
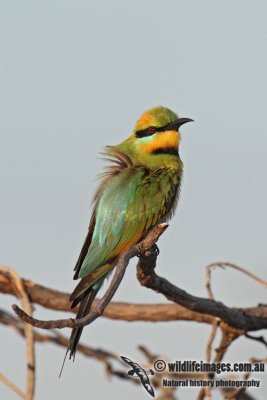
top-left (69, 285), bottom-right (100, 359)
top-left (59, 283), bottom-right (102, 376)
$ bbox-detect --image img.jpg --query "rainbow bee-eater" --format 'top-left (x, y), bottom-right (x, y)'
top-left (67, 106), bottom-right (192, 359)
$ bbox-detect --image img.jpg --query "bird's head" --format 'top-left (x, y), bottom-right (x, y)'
top-left (112, 106), bottom-right (192, 168)
top-left (123, 106), bottom-right (192, 158)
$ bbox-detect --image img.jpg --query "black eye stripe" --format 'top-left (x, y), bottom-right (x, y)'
top-left (136, 126), bottom-right (156, 138)
top-left (135, 122), bottom-right (177, 139)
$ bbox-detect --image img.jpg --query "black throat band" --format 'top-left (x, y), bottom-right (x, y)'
top-left (152, 147), bottom-right (179, 156)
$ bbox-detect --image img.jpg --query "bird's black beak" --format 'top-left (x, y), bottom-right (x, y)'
top-left (167, 117), bottom-right (193, 131)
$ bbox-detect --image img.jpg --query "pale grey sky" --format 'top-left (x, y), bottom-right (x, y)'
top-left (0, 1), bottom-right (266, 399)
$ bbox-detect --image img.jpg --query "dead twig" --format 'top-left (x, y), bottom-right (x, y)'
top-left (206, 262), bottom-right (267, 301)
top-left (245, 333), bottom-right (267, 348)
top-left (205, 270), bottom-right (220, 364)
top-left (0, 373), bottom-right (25, 400)
top-left (202, 304), bottom-right (219, 398)
top-left (0, 266), bottom-right (35, 400)
top-left (215, 330), bottom-right (237, 363)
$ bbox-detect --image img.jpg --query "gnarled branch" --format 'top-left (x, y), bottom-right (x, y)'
top-left (0, 224), bottom-right (265, 335)
top-left (136, 251), bottom-right (267, 333)
top-left (12, 224), bottom-right (168, 329)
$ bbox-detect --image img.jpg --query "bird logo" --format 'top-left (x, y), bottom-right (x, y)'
top-left (121, 355), bottom-right (155, 397)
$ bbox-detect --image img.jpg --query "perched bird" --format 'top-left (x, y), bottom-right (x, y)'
top-left (67, 106), bottom-right (192, 360)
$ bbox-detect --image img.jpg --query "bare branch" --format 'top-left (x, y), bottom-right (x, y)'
top-left (12, 224), bottom-right (168, 329)
top-left (1, 223), bottom-right (266, 400)
top-left (205, 268), bottom-right (220, 363)
top-left (0, 373), bottom-right (25, 400)
top-left (12, 257), bottom-right (127, 329)
top-left (206, 321), bottom-right (220, 363)
top-left (202, 320), bottom-right (219, 399)
top-left (136, 254), bottom-right (267, 332)
top-left (0, 309), bottom-right (139, 384)
top-left (215, 330), bottom-right (237, 363)
top-left (0, 274), bottom-right (216, 324)
top-left (198, 329), bottom-right (238, 400)
top-left (0, 266), bottom-right (35, 400)
top-left (2, 250), bottom-right (266, 334)
top-left (206, 262), bottom-right (267, 296)
top-left (245, 333), bottom-right (267, 348)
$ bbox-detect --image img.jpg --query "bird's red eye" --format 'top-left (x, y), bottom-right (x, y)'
top-left (148, 126), bottom-right (156, 134)
top-left (136, 126), bottom-right (157, 138)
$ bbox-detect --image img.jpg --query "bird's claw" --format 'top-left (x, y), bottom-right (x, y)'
top-left (136, 244), bottom-right (160, 258)
top-left (152, 244), bottom-right (160, 256)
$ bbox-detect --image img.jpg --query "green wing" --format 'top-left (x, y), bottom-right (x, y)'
top-left (78, 166), bottom-right (180, 279)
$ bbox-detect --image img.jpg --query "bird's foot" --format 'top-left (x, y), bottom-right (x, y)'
top-left (152, 244), bottom-right (160, 256)
top-left (136, 243), bottom-right (160, 258)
